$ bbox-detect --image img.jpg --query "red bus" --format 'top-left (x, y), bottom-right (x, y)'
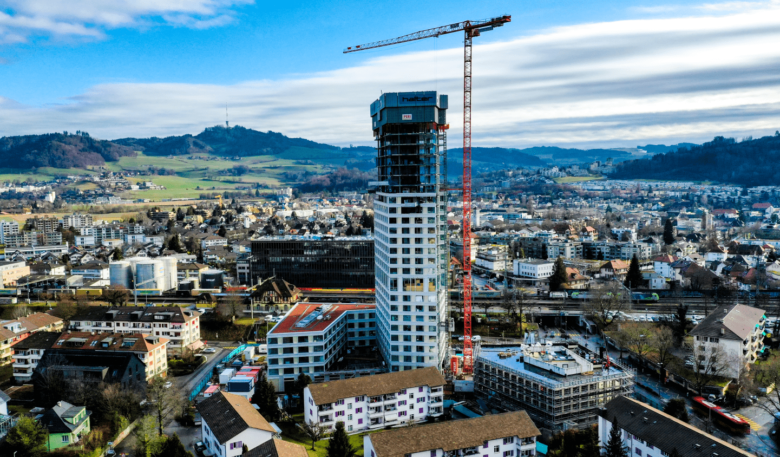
top-left (691, 396), bottom-right (750, 435)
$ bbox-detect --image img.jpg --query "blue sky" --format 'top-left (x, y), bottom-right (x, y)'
top-left (2, 0), bottom-right (780, 148)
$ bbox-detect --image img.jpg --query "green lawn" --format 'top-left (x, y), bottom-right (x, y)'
top-left (279, 417), bottom-right (368, 457)
top-left (552, 176), bottom-right (604, 183)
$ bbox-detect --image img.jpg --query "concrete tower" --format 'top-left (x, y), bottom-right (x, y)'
top-left (370, 91), bottom-right (449, 372)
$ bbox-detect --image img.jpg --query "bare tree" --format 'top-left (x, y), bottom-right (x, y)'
top-left (146, 375), bottom-right (176, 435)
top-left (218, 291), bottom-right (244, 320)
top-left (585, 282), bottom-right (630, 336)
top-left (652, 326), bottom-right (676, 372)
top-left (12, 304), bottom-right (29, 319)
top-left (687, 341), bottom-right (733, 395)
top-left (614, 324), bottom-right (653, 359)
top-left (300, 420), bottom-right (328, 450)
top-left (104, 285), bottom-right (130, 306)
top-left (750, 355), bottom-right (780, 418)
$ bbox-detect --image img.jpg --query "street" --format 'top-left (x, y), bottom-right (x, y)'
top-left (113, 342), bottom-right (235, 456)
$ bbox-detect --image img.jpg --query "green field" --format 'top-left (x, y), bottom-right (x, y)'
top-left (552, 176), bottom-right (604, 183)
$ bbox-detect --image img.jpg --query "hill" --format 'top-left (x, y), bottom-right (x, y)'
top-left (116, 125), bottom-right (340, 157)
top-left (447, 147), bottom-right (547, 168)
top-left (0, 132), bottom-right (135, 169)
top-left (638, 143), bottom-right (698, 154)
top-left (612, 134), bottom-right (780, 186)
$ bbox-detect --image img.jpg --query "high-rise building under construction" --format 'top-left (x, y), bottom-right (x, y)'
top-left (370, 91), bottom-right (449, 372)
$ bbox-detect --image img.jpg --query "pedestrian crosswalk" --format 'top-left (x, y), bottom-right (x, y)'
top-left (735, 413), bottom-right (761, 431)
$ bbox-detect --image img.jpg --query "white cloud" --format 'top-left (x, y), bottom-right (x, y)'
top-left (3, 3), bottom-right (780, 149)
top-left (0, 0), bottom-right (252, 43)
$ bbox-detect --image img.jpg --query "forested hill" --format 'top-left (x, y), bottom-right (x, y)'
top-left (0, 132), bottom-right (135, 169)
top-left (115, 125), bottom-right (340, 156)
top-left (448, 147), bottom-right (547, 167)
top-left (611, 134), bottom-right (780, 186)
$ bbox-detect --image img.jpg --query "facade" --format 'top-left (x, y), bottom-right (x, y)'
top-left (4, 231), bottom-right (62, 248)
top-left (689, 304), bottom-right (766, 379)
top-left (47, 331), bottom-right (169, 380)
top-left (71, 261), bottom-right (110, 283)
top-left (599, 396), bottom-right (753, 457)
top-left (250, 236), bottom-right (375, 288)
top-left (29, 217), bottom-right (59, 233)
top-left (475, 345), bottom-right (635, 430)
top-left (33, 350), bottom-right (147, 397)
top-left (198, 391), bottom-right (278, 457)
top-left (0, 313), bottom-right (64, 365)
top-left (11, 331), bottom-right (60, 382)
top-left (201, 235), bottom-right (228, 249)
top-left (0, 221), bottom-right (19, 244)
top-left (62, 213), bottom-right (94, 230)
top-left (475, 249), bottom-right (508, 272)
top-left (371, 91), bottom-right (450, 373)
top-left (69, 306), bottom-right (200, 351)
top-left (266, 303), bottom-right (378, 392)
top-left (513, 260), bottom-right (554, 279)
top-left (364, 411), bottom-right (539, 457)
top-left (40, 401), bottom-right (91, 451)
top-left (546, 241), bottom-right (583, 260)
top-left (304, 367), bottom-right (445, 432)
top-left (0, 260), bottom-right (30, 287)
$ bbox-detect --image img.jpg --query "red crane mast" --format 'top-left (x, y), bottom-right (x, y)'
top-left (345, 15), bottom-right (511, 374)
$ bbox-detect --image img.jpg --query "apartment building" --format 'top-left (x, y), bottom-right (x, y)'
top-left (0, 313), bottom-right (64, 365)
top-left (0, 260), bottom-right (30, 287)
top-left (62, 213), bottom-right (94, 230)
top-left (0, 220), bottom-right (19, 244)
top-left (266, 303), bottom-right (378, 392)
top-left (201, 235), bottom-right (228, 249)
top-left (13, 331), bottom-right (168, 382)
top-left (4, 231), bottom-right (62, 248)
top-left (690, 304), bottom-right (766, 379)
top-left (304, 367), bottom-right (445, 432)
top-left (29, 217), bottom-right (59, 233)
top-left (69, 306), bottom-right (200, 352)
top-left (371, 91), bottom-right (450, 373)
top-left (513, 260), bottom-right (554, 279)
top-left (475, 345), bottom-right (635, 430)
top-left (11, 331), bottom-right (60, 382)
top-left (546, 241), bottom-right (583, 260)
top-left (599, 396), bottom-right (753, 457)
top-left (364, 411), bottom-right (539, 457)
top-left (71, 262), bottom-right (110, 282)
top-left (475, 249), bottom-right (508, 272)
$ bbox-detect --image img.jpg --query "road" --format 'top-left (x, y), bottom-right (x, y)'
top-left (113, 341), bottom-right (237, 456)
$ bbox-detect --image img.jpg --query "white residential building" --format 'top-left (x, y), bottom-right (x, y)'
top-left (201, 236), bottom-right (228, 249)
top-left (690, 304), bottom-right (766, 379)
top-left (513, 260), bottom-right (554, 279)
top-left (198, 392), bottom-right (278, 457)
top-left (364, 411), bottom-right (539, 457)
top-left (62, 214), bottom-right (93, 230)
top-left (303, 367), bottom-right (445, 432)
top-left (68, 306), bottom-right (200, 352)
top-left (0, 221), bottom-right (19, 244)
top-left (371, 91), bottom-right (449, 373)
top-left (599, 396), bottom-right (752, 457)
top-left (266, 303), bottom-right (378, 392)
top-left (652, 255), bottom-right (678, 279)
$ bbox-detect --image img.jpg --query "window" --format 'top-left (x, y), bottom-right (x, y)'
top-left (62, 435), bottom-right (70, 443)
top-left (494, 446), bottom-right (500, 452)
top-left (635, 449), bottom-right (642, 456)
top-left (504, 452), bottom-right (514, 457)
top-left (230, 441), bottom-right (243, 450)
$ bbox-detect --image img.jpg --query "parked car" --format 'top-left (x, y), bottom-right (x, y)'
top-left (195, 441), bottom-right (206, 454)
top-left (203, 347), bottom-right (217, 354)
top-left (471, 336), bottom-right (482, 342)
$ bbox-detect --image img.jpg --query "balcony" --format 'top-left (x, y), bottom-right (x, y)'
top-left (431, 396), bottom-right (443, 404)
top-left (319, 416), bottom-right (334, 424)
top-left (319, 405), bottom-right (333, 412)
top-left (384, 406), bottom-right (397, 413)
top-left (369, 397), bottom-right (382, 404)
top-left (383, 394), bottom-right (397, 401)
top-left (369, 409), bottom-right (383, 417)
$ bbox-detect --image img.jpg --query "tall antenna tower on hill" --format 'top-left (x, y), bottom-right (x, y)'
top-left (225, 105), bottom-right (230, 130)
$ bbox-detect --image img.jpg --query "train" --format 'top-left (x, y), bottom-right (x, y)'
top-left (691, 396), bottom-right (750, 434)
top-left (569, 291), bottom-right (659, 302)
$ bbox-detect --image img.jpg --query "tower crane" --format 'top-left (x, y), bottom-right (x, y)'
top-left (345, 15), bottom-right (511, 373)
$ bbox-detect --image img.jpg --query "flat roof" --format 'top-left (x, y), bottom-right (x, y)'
top-left (269, 303), bottom-right (375, 335)
top-left (479, 346), bottom-right (630, 387)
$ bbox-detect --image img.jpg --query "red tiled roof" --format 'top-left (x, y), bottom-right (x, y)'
top-left (270, 303), bottom-right (375, 334)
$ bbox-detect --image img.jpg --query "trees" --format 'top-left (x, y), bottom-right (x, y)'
top-left (167, 235), bottom-right (183, 253)
top-left (614, 325), bottom-right (652, 359)
top-left (291, 373), bottom-right (312, 400)
top-left (688, 343), bottom-right (731, 395)
top-left (663, 219), bottom-right (675, 245)
top-left (549, 257), bottom-right (568, 292)
top-left (663, 398), bottom-right (689, 423)
top-left (585, 283), bottom-right (629, 336)
top-left (579, 426), bottom-right (601, 457)
top-left (5, 416), bottom-right (48, 457)
top-left (134, 415), bottom-right (162, 457)
top-left (749, 355), bottom-right (780, 419)
top-left (217, 225), bottom-right (227, 237)
top-left (112, 247), bottom-right (123, 261)
top-left (252, 375), bottom-right (281, 423)
top-left (104, 285), bottom-right (130, 307)
top-left (12, 303), bottom-right (30, 319)
top-left (156, 433), bottom-right (193, 457)
top-left (624, 254), bottom-right (642, 289)
top-left (301, 420), bottom-right (327, 450)
top-left (673, 304), bottom-right (688, 347)
top-left (604, 417), bottom-right (628, 457)
top-left (147, 375), bottom-right (176, 435)
top-left (327, 421), bottom-right (357, 457)
top-left (652, 326), bottom-right (676, 380)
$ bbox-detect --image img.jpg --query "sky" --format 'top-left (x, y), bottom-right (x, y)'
top-left (1, 0), bottom-right (780, 149)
